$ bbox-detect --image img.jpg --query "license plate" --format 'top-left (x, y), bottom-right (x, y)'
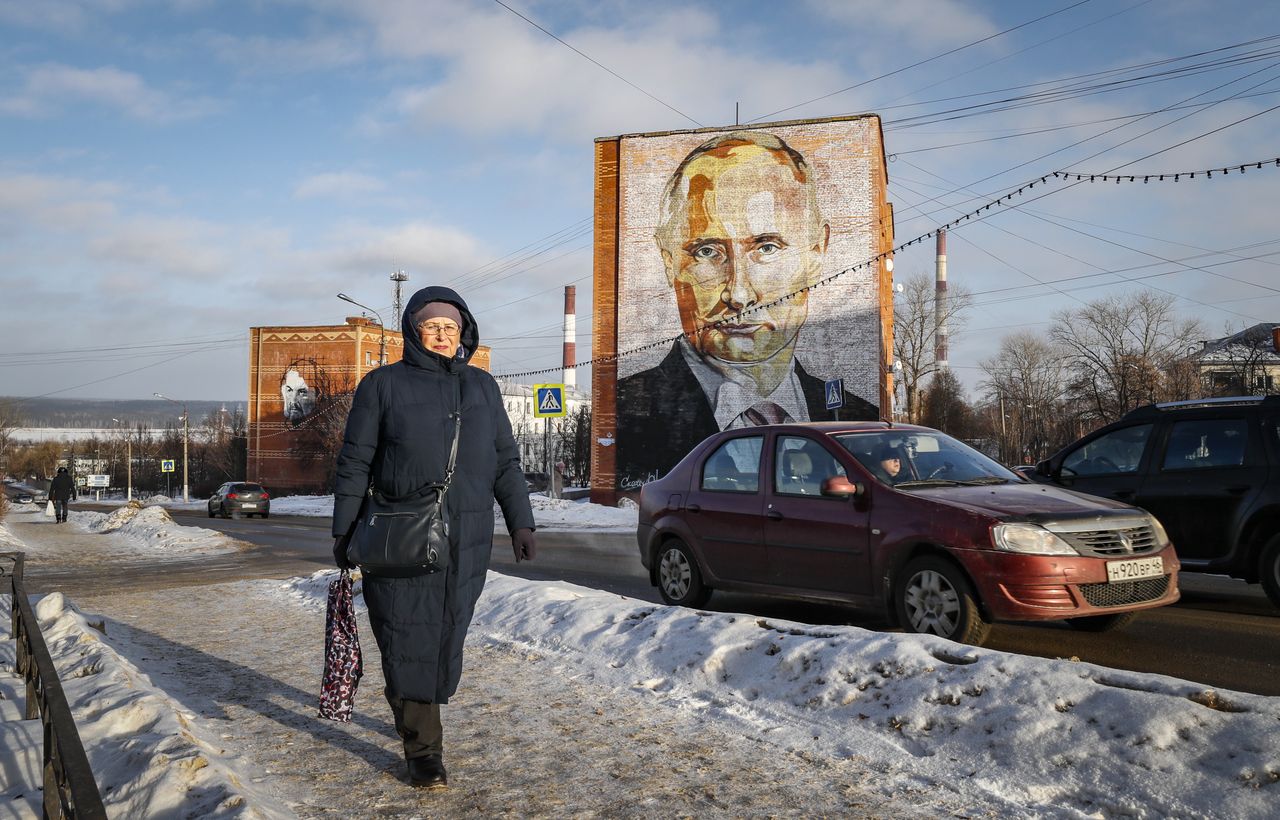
top-left (1106, 556), bottom-right (1162, 583)
top-left (242, 503), bottom-right (257, 509)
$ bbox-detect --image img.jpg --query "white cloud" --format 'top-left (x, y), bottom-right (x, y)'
top-left (351, 4), bottom-right (846, 141)
top-left (293, 171), bottom-right (386, 200)
top-left (0, 63), bottom-right (217, 122)
top-left (805, 0), bottom-right (1000, 50)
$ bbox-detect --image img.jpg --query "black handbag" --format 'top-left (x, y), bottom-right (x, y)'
top-left (347, 383), bottom-right (462, 575)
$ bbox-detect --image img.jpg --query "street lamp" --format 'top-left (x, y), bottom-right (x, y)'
top-left (337, 292), bottom-right (387, 366)
top-left (111, 418), bottom-right (132, 501)
top-left (153, 393), bottom-right (189, 502)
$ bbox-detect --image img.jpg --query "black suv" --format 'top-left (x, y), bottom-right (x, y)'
top-left (1029, 396), bottom-right (1280, 606)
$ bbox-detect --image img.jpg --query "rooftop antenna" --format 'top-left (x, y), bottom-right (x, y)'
top-left (391, 269), bottom-right (409, 323)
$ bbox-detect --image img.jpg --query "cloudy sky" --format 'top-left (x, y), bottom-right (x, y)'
top-left (2, 0), bottom-right (1278, 402)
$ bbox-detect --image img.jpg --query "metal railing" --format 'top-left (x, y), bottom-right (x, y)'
top-left (1, 552), bottom-right (107, 819)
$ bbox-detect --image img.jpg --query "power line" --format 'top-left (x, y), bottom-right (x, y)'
top-left (749, 0), bottom-right (1096, 123)
top-left (491, 0), bottom-right (700, 126)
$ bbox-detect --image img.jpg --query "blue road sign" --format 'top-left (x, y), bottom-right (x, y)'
top-left (824, 378), bottom-right (844, 410)
top-left (161, 459), bottom-right (176, 473)
top-left (533, 383), bottom-right (567, 418)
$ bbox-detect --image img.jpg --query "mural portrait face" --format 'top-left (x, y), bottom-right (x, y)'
top-left (280, 368), bottom-right (314, 425)
top-left (656, 135), bottom-right (829, 368)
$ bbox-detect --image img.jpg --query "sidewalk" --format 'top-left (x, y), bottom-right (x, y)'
top-left (6, 513), bottom-right (944, 818)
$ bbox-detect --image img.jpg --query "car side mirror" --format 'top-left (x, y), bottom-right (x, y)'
top-left (1035, 459), bottom-right (1052, 477)
top-left (821, 476), bottom-right (862, 499)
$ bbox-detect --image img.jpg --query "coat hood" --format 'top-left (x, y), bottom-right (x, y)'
top-left (401, 286), bottom-right (480, 369)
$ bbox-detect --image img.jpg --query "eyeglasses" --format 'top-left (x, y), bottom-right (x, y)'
top-left (418, 322), bottom-right (461, 337)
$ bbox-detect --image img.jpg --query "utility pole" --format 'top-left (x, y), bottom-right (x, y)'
top-left (113, 419), bottom-right (132, 500)
top-left (153, 393), bottom-right (189, 501)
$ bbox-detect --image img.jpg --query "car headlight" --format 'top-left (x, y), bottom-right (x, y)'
top-left (991, 523), bottom-right (1078, 556)
top-left (1148, 516), bottom-right (1171, 548)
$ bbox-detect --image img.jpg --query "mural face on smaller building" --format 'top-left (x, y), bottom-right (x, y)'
top-left (280, 366), bottom-right (315, 426)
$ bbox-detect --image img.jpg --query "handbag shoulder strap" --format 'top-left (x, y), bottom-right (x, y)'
top-left (442, 376), bottom-right (462, 486)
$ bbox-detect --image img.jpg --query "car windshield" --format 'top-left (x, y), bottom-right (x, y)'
top-left (232, 483), bottom-right (263, 493)
top-left (833, 431), bottom-right (1020, 488)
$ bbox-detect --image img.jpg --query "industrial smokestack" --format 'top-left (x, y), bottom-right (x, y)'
top-left (935, 229), bottom-right (949, 369)
top-left (563, 285), bottom-right (577, 388)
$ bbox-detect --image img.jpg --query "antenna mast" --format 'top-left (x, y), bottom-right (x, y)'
top-left (390, 270), bottom-right (409, 322)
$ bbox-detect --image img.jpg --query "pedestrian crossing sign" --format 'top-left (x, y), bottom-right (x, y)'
top-left (161, 459), bottom-right (176, 473)
top-left (533, 384), bottom-right (567, 418)
top-left (824, 378), bottom-right (844, 410)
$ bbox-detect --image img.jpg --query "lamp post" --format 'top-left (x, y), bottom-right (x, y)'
top-left (111, 418), bottom-right (132, 500)
top-left (153, 393), bottom-right (189, 502)
top-left (337, 292), bottom-right (387, 366)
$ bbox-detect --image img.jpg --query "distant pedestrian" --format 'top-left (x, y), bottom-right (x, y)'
top-left (48, 466), bottom-right (76, 523)
top-left (332, 286), bottom-right (536, 790)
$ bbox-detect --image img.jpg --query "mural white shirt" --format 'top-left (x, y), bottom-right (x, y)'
top-left (678, 338), bottom-right (810, 430)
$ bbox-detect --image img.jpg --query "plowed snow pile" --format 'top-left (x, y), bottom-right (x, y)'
top-left (76, 503), bottom-right (245, 555)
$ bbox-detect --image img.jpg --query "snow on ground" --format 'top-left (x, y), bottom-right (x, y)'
top-left (97, 491), bottom-right (641, 531)
top-left (1, 535), bottom-right (286, 817)
top-left (3, 513), bottom-right (1278, 817)
top-left (8, 501), bottom-right (246, 560)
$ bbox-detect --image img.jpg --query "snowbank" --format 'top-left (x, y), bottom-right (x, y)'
top-left (74, 503), bottom-right (244, 556)
top-left (273, 571), bottom-right (1280, 818)
top-left (0, 592), bottom-right (288, 818)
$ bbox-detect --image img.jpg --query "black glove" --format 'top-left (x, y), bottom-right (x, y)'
top-left (511, 528), bottom-right (536, 562)
top-left (333, 535), bottom-right (353, 570)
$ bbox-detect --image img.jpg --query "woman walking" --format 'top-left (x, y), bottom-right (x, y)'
top-left (332, 285), bottom-right (536, 789)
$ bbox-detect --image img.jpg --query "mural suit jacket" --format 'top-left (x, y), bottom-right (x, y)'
top-left (616, 341), bottom-right (879, 485)
top-left (332, 285), bottom-right (534, 704)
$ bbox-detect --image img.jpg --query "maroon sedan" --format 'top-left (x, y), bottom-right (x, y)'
top-left (637, 422), bottom-right (1181, 646)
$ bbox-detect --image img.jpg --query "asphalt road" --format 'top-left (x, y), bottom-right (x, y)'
top-left (28, 506), bottom-right (1280, 697)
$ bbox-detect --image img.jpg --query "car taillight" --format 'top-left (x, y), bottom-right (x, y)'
top-left (227, 492), bottom-right (238, 499)
top-left (260, 492), bottom-right (269, 500)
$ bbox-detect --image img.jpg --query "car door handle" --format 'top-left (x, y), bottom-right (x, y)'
top-left (766, 510), bottom-right (783, 521)
top-left (1226, 485), bottom-right (1250, 495)
top-left (1113, 489), bottom-right (1135, 500)
top-left (686, 503), bottom-right (701, 513)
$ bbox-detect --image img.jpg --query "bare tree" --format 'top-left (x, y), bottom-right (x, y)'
top-left (1050, 292), bottom-right (1204, 425)
top-left (980, 331), bottom-right (1072, 465)
top-left (893, 271), bottom-right (972, 423)
top-left (0, 399), bottom-right (23, 477)
top-left (1198, 323), bottom-right (1280, 396)
top-left (920, 369), bottom-right (974, 439)
top-left (559, 405), bottom-right (593, 485)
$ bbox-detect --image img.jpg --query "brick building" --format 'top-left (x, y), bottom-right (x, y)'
top-left (590, 114), bottom-right (896, 503)
top-left (246, 317), bottom-right (491, 493)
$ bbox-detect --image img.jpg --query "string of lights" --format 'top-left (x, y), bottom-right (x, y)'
top-left (493, 150), bottom-right (1280, 380)
top-left (1054, 156), bottom-right (1280, 182)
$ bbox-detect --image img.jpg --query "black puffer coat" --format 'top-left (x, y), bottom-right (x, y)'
top-left (333, 286), bottom-right (534, 703)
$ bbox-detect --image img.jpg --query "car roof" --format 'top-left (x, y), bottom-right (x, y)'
top-left (715, 421), bottom-right (930, 435)
top-left (1120, 394), bottom-right (1280, 421)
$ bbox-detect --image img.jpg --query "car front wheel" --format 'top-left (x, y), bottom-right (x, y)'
top-left (1065, 612), bottom-right (1136, 632)
top-left (656, 539), bottom-right (711, 608)
top-left (894, 556), bottom-right (991, 646)
top-left (1260, 535), bottom-right (1280, 608)
top-left (208, 505), bottom-right (215, 518)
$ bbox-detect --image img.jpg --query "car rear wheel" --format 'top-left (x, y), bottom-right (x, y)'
top-left (1065, 612), bottom-right (1136, 632)
top-left (207, 506), bottom-right (215, 518)
top-left (656, 539), bottom-right (711, 608)
top-left (895, 556), bottom-right (991, 646)
top-left (1260, 535), bottom-right (1280, 608)
top-left (220, 504), bottom-right (231, 519)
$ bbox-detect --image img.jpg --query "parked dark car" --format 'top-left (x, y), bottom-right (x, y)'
top-left (1027, 395), bottom-right (1280, 607)
top-left (637, 422), bottom-right (1181, 646)
top-left (207, 482), bottom-right (271, 519)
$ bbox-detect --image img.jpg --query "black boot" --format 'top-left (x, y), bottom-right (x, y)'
top-left (407, 755), bottom-right (447, 789)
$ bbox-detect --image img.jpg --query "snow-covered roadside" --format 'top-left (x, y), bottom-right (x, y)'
top-left (94, 491), bottom-right (641, 531)
top-left (1, 528), bottom-right (287, 818)
top-left (4, 509), bottom-right (1278, 817)
top-left (274, 570), bottom-right (1280, 819)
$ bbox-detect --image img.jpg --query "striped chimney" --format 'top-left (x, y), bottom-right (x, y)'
top-left (563, 285), bottom-right (576, 388)
top-left (935, 229), bottom-right (949, 369)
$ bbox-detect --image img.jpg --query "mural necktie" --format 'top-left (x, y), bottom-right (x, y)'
top-left (741, 401), bottom-right (791, 426)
